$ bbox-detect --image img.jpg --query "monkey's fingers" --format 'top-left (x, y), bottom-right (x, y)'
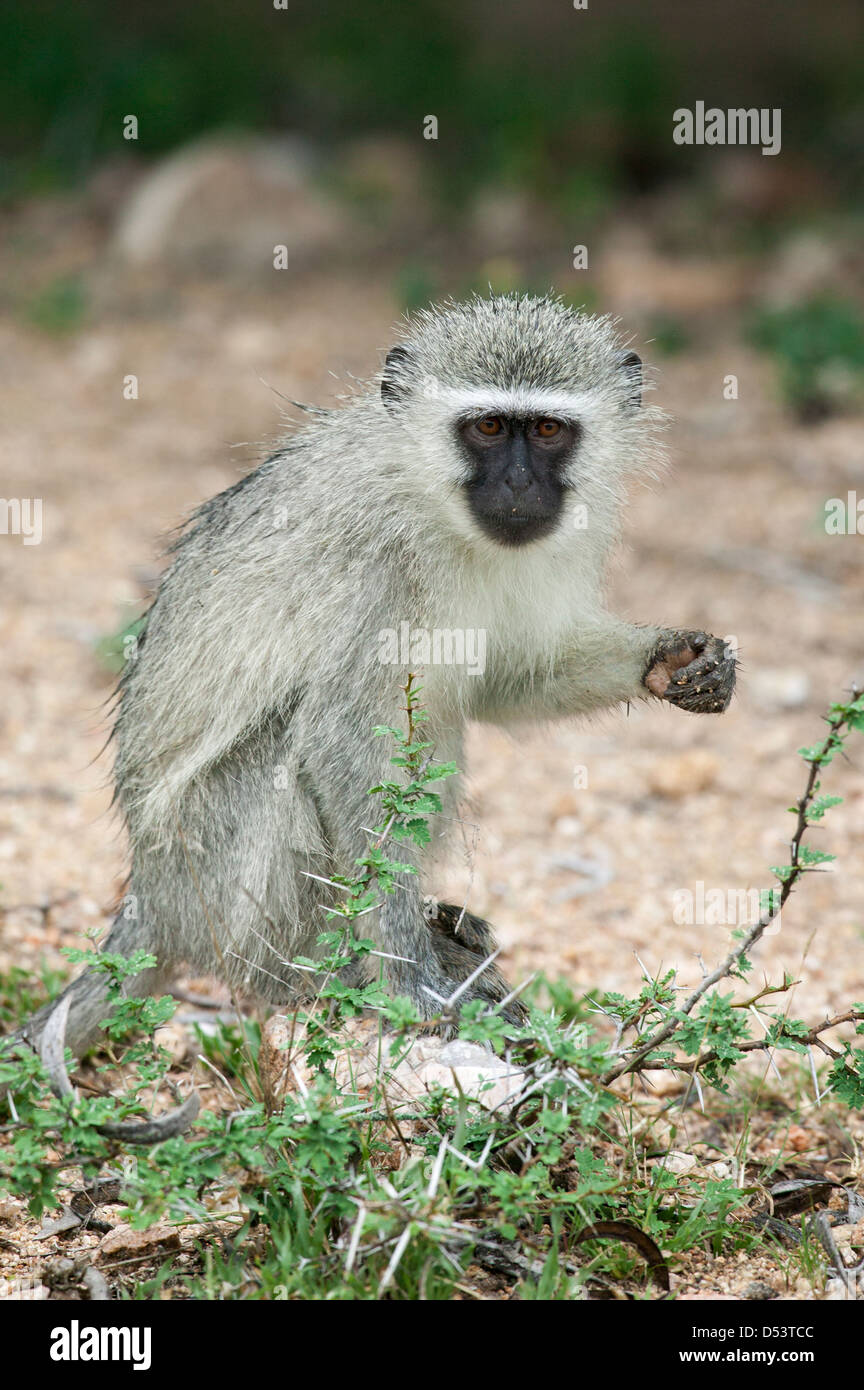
top-left (660, 642), bottom-right (736, 713)
top-left (644, 630), bottom-right (706, 696)
top-left (645, 631), bottom-right (736, 713)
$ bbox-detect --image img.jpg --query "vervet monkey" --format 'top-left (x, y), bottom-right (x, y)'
top-left (18, 294), bottom-right (736, 1056)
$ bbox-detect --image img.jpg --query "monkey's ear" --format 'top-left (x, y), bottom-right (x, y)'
top-left (381, 345), bottom-right (413, 410)
top-left (616, 350), bottom-right (642, 410)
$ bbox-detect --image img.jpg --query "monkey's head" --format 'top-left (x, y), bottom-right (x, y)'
top-left (380, 294), bottom-right (663, 551)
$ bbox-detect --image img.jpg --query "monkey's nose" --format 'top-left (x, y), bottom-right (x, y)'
top-left (503, 467), bottom-right (533, 495)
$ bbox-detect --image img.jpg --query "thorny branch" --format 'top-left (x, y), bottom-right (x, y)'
top-left (601, 687), bottom-right (863, 1086)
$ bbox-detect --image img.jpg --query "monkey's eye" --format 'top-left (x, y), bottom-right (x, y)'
top-left (475, 416), bottom-right (503, 437)
top-left (533, 418), bottom-right (562, 438)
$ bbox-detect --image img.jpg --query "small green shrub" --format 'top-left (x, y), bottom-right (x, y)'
top-left (24, 274), bottom-right (88, 335)
top-left (750, 296), bottom-right (864, 421)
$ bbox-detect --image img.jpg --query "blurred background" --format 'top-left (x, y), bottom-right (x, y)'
top-left (1, 0), bottom-right (863, 1028)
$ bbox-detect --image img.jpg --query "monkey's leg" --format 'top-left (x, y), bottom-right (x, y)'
top-left (10, 914), bottom-right (165, 1062)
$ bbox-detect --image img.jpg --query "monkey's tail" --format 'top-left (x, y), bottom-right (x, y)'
top-left (6, 913), bottom-right (163, 1065)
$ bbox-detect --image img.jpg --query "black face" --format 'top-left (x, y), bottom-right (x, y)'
top-left (458, 414), bottom-right (580, 547)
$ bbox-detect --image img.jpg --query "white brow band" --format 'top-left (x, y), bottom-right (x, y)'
top-left (417, 384), bottom-right (598, 420)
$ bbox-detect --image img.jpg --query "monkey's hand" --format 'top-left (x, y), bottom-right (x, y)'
top-left (643, 630), bottom-right (736, 714)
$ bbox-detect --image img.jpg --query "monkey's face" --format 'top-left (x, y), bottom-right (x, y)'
top-left (380, 299), bottom-right (657, 551)
top-left (457, 414), bottom-right (580, 547)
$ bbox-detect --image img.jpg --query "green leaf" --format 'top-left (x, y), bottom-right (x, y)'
top-left (407, 794), bottom-right (442, 814)
top-left (796, 845), bottom-right (835, 866)
top-left (798, 742), bottom-right (834, 764)
top-left (829, 1048), bottom-right (864, 1109)
top-left (423, 762), bottom-right (459, 782)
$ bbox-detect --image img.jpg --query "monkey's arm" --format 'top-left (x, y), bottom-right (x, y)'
top-left (474, 622), bottom-right (736, 722)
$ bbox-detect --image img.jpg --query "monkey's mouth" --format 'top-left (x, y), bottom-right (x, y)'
top-left (471, 508), bottom-right (559, 547)
top-left (464, 473), bottom-right (566, 548)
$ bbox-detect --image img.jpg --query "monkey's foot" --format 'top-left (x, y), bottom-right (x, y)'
top-left (644, 630), bottom-right (737, 714)
top-left (423, 898), bottom-right (527, 1026)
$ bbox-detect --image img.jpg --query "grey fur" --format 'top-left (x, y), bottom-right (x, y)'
top-left (17, 293), bottom-right (733, 1057)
